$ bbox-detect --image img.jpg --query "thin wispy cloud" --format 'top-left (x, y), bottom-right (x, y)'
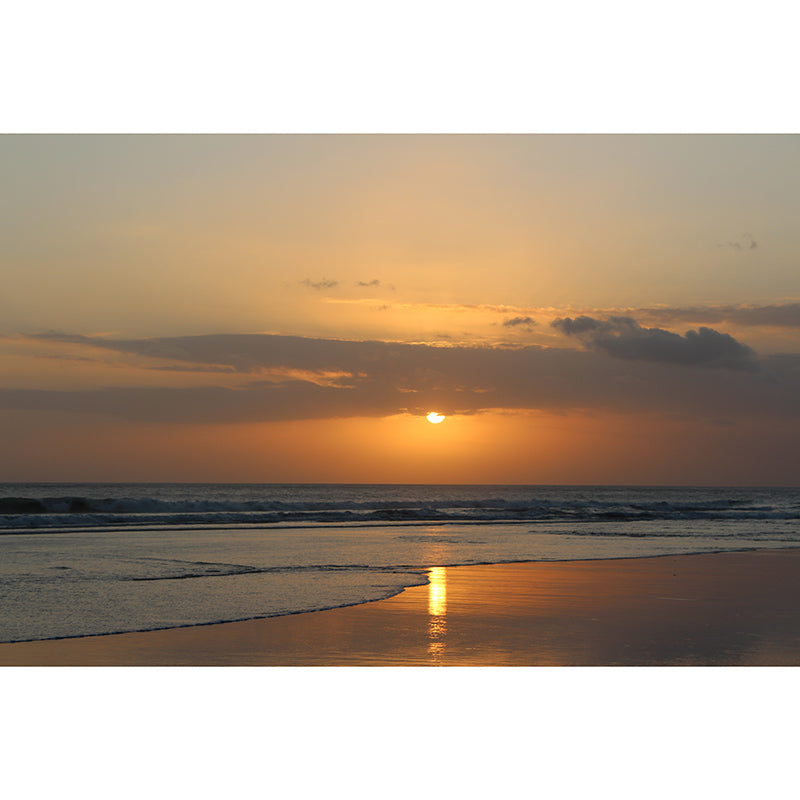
top-left (640, 303), bottom-right (800, 329)
top-left (323, 298), bottom-right (541, 316)
top-left (717, 233), bottom-right (758, 251)
top-left (301, 278), bottom-right (339, 290)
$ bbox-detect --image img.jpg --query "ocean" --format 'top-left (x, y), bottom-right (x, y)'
top-left (1, 483), bottom-right (799, 643)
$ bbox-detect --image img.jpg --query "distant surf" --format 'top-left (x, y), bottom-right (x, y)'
top-left (1, 483), bottom-right (798, 533)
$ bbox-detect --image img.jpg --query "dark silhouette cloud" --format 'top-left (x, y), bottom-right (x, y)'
top-left (10, 330), bottom-right (800, 425)
top-left (551, 316), bottom-right (758, 370)
top-left (717, 233), bottom-right (758, 251)
top-left (502, 316), bottom-right (535, 328)
top-left (301, 278), bottom-right (339, 290)
top-left (355, 279), bottom-right (395, 291)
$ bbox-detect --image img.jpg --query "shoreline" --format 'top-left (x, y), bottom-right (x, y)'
top-left (2, 546), bottom-right (775, 646)
top-left (3, 548), bottom-right (800, 666)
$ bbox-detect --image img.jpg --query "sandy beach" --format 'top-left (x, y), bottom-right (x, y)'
top-left (2, 548), bottom-right (800, 666)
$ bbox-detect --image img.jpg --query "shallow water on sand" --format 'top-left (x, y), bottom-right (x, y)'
top-left (4, 552), bottom-right (800, 666)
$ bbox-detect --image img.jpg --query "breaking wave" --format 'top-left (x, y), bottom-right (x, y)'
top-left (1, 484), bottom-right (798, 532)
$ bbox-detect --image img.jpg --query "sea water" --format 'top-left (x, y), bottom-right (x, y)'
top-left (1, 483), bottom-right (799, 642)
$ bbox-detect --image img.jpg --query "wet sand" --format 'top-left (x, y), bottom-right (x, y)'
top-left (3, 548), bottom-right (800, 666)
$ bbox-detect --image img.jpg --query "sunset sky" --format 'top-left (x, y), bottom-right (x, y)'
top-left (2, 134), bottom-right (799, 484)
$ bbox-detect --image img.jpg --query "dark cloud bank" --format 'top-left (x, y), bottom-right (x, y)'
top-left (551, 316), bottom-right (759, 370)
top-left (4, 326), bottom-right (800, 425)
top-left (644, 303), bottom-right (800, 329)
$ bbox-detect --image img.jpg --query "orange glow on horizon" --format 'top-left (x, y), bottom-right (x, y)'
top-left (6, 406), bottom-right (800, 487)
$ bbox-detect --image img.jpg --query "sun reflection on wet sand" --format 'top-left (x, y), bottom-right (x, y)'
top-left (4, 552), bottom-right (800, 665)
top-left (427, 566), bottom-right (447, 662)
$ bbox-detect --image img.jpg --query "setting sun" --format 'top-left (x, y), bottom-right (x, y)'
top-left (426, 412), bottom-right (446, 424)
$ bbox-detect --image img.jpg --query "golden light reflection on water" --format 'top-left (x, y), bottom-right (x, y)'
top-left (427, 566), bottom-right (447, 662)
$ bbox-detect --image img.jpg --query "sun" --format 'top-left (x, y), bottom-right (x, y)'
top-left (426, 412), bottom-right (446, 424)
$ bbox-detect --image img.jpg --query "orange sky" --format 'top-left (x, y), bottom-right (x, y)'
top-left (2, 134), bottom-right (799, 484)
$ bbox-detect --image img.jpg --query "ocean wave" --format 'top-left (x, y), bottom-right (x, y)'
top-left (0, 489), bottom-right (798, 532)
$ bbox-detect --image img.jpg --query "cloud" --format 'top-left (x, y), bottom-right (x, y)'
top-left (301, 278), bottom-right (339, 290)
top-left (717, 233), bottom-right (758, 251)
top-left (10, 330), bottom-right (800, 425)
top-left (323, 298), bottom-right (535, 316)
top-left (502, 316), bottom-right (535, 328)
top-left (355, 279), bottom-right (396, 291)
top-left (642, 303), bottom-right (800, 329)
top-left (551, 316), bottom-right (758, 370)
